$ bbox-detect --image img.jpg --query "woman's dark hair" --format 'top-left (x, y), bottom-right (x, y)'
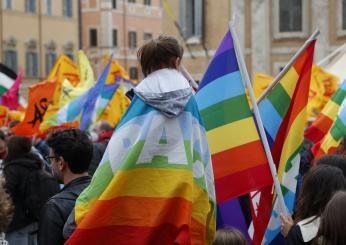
top-left (294, 165), bottom-right (346, 224)
top-left (137, 35), bottom-right (183, 77)
top-left (316, 154), bottom-right (346, 178)
top-left (212, 228), bottom-right (247, 245)
top-left (313, 191), bottom-right (346, 245)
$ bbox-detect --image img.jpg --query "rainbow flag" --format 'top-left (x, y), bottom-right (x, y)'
top-left (39, 55), bottom-right (112, 131)
top-left (252, 41), bottom-right (316, 245)
top-left (305, 80), bottom-right (346, 144)
top-left (313, 99), bottom-right (346, 157)
top-left (65, 95), bottom-right (216, 244)
top-left (195, 30), bottom-right (272, 203)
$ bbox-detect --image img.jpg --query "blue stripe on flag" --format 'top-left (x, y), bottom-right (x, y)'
top-left (259, 98), bottom-right (283, 142)
top-left (195, 71), bottom-right (245, 111)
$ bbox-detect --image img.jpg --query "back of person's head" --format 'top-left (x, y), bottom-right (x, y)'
top-left (316, 154), bottom-right (346, 178)
top-left (314, 191), bottom-right (346, 245)
top-left (46, 128), bottom-right (93, 174)
top-left (295, 165), bottom-right (346, 223)
top-left (137, 35), bottom-right (183, 77)
top-left (98, 121), bottom-right (112, 132)
top-left (6, 136), bottom-right (32, 161)
top-left (0, 177), bottom-right (14, 233)
top-left (212, 228), bottom-right (247, 245)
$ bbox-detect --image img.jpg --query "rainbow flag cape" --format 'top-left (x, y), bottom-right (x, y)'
top-left (313, 99), bottom-right (346, 157)
top-left (305, 80), bottom-right (346, 144)
top-left (252, 40), bottom-right (316, 245)
top-left (195, 30), bottom-right (272, 203)
top-left (65, 95), bottom-right (216, 244)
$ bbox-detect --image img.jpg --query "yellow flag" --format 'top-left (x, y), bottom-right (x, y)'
top-left (103, 55), bottom-right (130, 84)
top-left (308, 65), bottom-right (339, 118)
top-left (58, 51), bottom-right (95, 107)
top-left (99, 80), bottom-right (130, 128)
top-left (43, 55), bottom-right (79, 120)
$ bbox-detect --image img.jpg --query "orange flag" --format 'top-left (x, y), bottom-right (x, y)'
top-left (11, 80), bottom-right (56, 136)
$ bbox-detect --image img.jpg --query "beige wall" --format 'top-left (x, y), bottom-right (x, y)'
top-left (0, 0), bottom-right (79, 98)
top-left (82, 0), bottom-right (162, 80)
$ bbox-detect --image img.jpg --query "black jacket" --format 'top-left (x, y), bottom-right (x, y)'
top-left (38, 176), bottom-right (91, 245)
top-left (88, 142), bottom-right (107, 176)
top-left (4, 156), bottom-right (57, 232)
top-left (286, 225), bottom-right (312, 245)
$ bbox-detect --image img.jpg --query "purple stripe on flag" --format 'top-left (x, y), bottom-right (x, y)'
top-left (217, 198), bottom-right (251, 243)
top-left (198, 48), bottom-right (239, 91)
top-left (214, 31), bottom-right (234, 57)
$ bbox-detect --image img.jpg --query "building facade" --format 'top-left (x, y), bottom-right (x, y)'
top-left (0, 0), bottom-right (80, 96)
top-left (81, 0), bottom-right (162, 80)
top-left (163, 0), bottom-right (346, 81)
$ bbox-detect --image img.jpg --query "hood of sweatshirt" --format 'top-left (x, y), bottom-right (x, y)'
top-left (134, 68), bottom-right (193, 118)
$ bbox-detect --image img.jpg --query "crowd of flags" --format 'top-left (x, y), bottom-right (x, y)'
top-left (1, 23), bottom-right (346, 244)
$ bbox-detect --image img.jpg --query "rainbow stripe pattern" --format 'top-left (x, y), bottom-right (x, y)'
top-left (305, 80), bottom-right (346, 144)
top-left (65, 95), bottom-right (216, 244)
top-left (195, 30), bottom-right (272, 203)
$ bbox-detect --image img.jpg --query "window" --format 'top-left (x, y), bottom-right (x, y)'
top-left (45, 53), bottom-right (56, 76)
top-left (25, 0), bottom-right (36, 13)
top-left (128, 0), bottom-right (135, 3)
top-left (26, 52), bottom-right (38, 77)
top-left (113, 29), bottom-right (118, 47)
top-left (144, 0), bottom-right (151, 5)
top-left (46, 0), bottom-right (52, 15)
top-left (128, 31), bottom-right (137, 49)
top-left (112, 0), bottom-right (117, 9)
top-left (4, 50), bottom-right (17, 73)
top-left (89, 29), bottom-right (98, 47)
top-left (179, 0), bottom-right (203, 40)
top-left (63, 0), bottom-right (73, 17)
top-left (279, 0), bottom-right (302, 32)
top-left (5, 0), bottom-right (12, 9)
top-left (129, 67), bottom-right (138, 80)
top-left (143, 32), bottom-right (152, 41)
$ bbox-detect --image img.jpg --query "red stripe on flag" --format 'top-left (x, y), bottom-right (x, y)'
top-left (215, 164), bottom-right (272, 203)
top-left (305, 114), bottom-right (334, 143)
top-left (212, 140), bottom-right (268, 180)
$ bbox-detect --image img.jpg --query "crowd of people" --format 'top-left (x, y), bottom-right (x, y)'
top-left (0, 35), bottom-right (345, 245)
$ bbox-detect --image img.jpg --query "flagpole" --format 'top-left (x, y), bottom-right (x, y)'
top-left (317, 43), bottom-right (346, 67)
top-left (257, 29), bottom-right (320, 104)
top-left (180, 65), bottom-right (199, 90)
top-left (229, 22), bottom-right (288, 215)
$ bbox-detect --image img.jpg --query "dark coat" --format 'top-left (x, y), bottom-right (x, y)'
top-left (38, 176), bottom-right (91, 245)
top-left (3, 156), bottom-right (57, 232)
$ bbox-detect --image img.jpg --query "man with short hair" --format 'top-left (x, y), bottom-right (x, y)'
top-left (38, 128), bottom-right (92, 245)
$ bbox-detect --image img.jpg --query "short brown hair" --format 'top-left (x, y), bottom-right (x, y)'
top-left (0, 177), bottom-right (14, 232)
top-left (137, 35), bottom-right (183, 77)
top-left (212, 228), bottom-right (248, 245)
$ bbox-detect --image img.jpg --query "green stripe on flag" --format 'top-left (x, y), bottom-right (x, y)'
top-left (331, 89), bottom-right (346, 105)
top-left (267, 83), bottom-right (291, 118)
top-left (76, 160), bottom-right (114, 204)
top-left (330, 117), bottom-right (346, 140)
top-left (0, 86), bottom-right (7, 95)
top-left (200, 94), bottom-right (252, 131)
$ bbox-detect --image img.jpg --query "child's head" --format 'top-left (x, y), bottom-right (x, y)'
top-left (137, 35), bottom-right (184, 77)
top-left (212, 228), bottom-right (247, 245)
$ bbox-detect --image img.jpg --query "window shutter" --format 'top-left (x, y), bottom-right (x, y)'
top-left (179, 0), bottom-right (187, 38)
top-left (194, 0), bottom-right (203, 38)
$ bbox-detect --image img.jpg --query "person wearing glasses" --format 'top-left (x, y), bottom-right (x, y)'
top-left (38, 128), bottom-right (92, 245)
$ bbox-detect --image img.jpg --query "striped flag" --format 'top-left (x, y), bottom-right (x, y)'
top-left (65, 95), bottom-right (216, 244)
top-left (252, 40), bottom-right (316, 245)
top-left (313, 99), bottom-right (346, 157)
top-left (0, 63), bottom-right (17, 95)
top-left (305, 80), bottom-right (346, 144)
top-left (195, 30), bottom-right (272, 203)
